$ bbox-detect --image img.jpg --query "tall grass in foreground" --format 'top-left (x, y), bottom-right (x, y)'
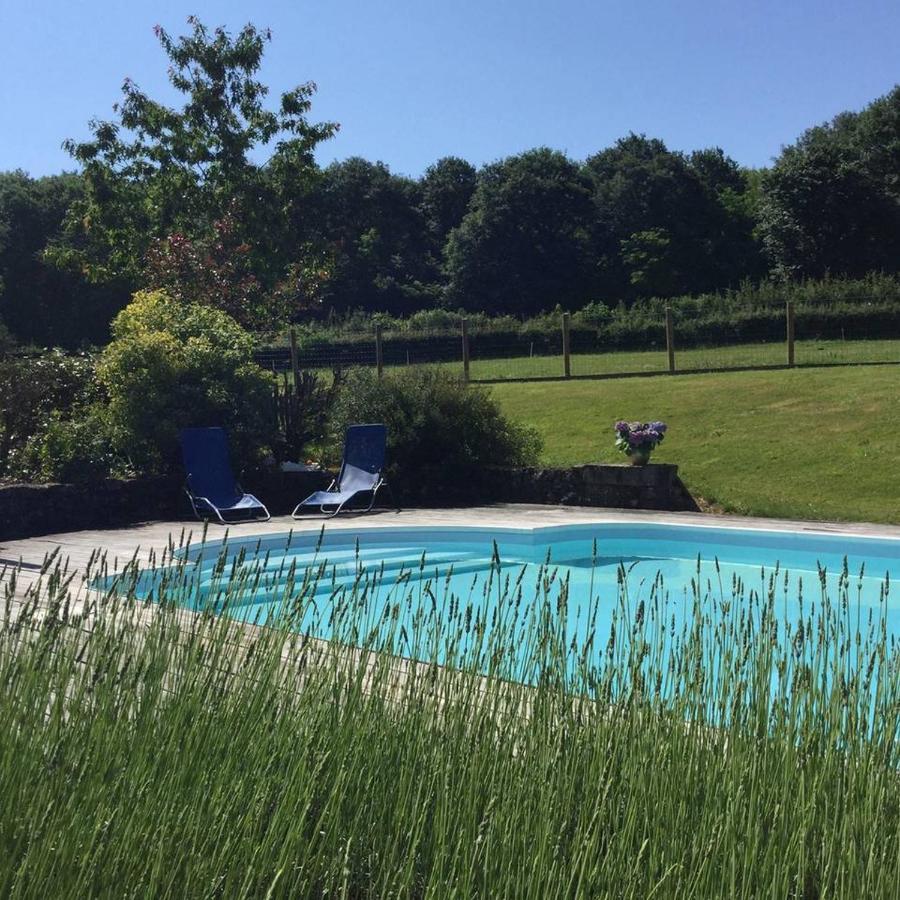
top-left (1, 539), bottom-right (898, 898)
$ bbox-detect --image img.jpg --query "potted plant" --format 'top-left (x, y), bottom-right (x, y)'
top-left (614, 420), bottom-right (667, 466)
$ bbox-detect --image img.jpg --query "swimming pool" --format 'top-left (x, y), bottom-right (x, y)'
top-left (112, 522), bottom-right (900, 679)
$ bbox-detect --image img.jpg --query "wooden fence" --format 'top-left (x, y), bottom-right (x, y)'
top-left (254, 302), bottom-right (900, 384)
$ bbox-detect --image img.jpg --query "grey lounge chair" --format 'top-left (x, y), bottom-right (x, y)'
top-left (292, 424), bottom-right (393, 518)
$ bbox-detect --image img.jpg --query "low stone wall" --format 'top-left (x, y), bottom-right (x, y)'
top-left (0, 477), bottom-right (183, 543)
top-left (0, 470), bottom-right (333, 543)
top-left (483, 463), bottom-right (698, 512)
top-left (0, 464), bottom-right (696, 543)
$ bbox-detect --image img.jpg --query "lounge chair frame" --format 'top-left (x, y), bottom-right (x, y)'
top-left (184, 480), bottom-right (271, 525)
top-left (291, 476), bottom-right (397, 519)
top-left (180, 426), bottom-right (271, 525)
top-left (292, 423), bottom-right (397, 520)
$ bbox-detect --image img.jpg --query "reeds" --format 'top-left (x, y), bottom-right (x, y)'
top-left (0, 536), bottom-right (897, 898)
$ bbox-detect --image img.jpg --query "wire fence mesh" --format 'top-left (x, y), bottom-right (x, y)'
top-left (467, 326), bottom-right (564, 380)
top-left (794, 312), bottom-right (900, 366)
top-left (569, 324), bottom-right (668, 378)
top-left (253, 301), bottom-right (900, 384)
top-left (253, 339), bottom-right (375, 374)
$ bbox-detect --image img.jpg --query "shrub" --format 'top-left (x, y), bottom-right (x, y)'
top-left (272, 370), bottom-right (340, 464)
top-left (16, 405), bottom-right (123, 484)
top-left (0, 350), bottom-right (97, 477)
top-left (98, 289), bottom-right (275, 473)
top-left (328, 367), bottom-right (541, 501)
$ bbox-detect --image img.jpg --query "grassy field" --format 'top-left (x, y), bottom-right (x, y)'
top-left (491, 364), bottom-right (900, 523)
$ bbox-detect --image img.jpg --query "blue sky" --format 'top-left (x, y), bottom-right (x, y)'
top-left (1, 0), bottom-right (897, 177)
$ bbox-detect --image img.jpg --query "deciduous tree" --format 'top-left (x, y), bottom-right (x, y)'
top-left (49, 17), bottom-right (337, 327)
top-left (445, 149), bottom-right (593, 314)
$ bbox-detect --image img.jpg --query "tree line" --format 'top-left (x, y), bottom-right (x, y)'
top-left (0, 18), bottom-right (898, 349)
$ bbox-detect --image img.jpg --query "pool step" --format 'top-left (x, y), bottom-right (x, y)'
top-left (192, 554), bottom-right (530, 607)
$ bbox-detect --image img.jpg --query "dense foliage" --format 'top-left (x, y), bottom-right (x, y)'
top-left (97, 289), bottom-right (274, 473)
top-left (0, 15), bottom-right (897, 346)
top-left (3, 299), bottom-right (548, 488)
top-left (759, 88), bottom-right (900, 279)
top-left (445, 148), bottom-right (594, 313)
top-left (327, 367), bottom-right (541, 500)
top-left (0, 171), bottom-right (126, 346)
top-left (1, 289), bottom-right (278, 483)
top-left (0, 350), bottom-right (98, 478)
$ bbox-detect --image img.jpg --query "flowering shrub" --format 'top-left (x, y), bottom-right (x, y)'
top-left (614, 420), bottom-right (667, 459)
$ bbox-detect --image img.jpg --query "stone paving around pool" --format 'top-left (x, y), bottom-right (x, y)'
top-left (5, 504), bottom-right (900, 615)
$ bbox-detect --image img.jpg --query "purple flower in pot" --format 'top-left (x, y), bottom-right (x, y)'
top-left (613, 419), bottom-right (667, 464)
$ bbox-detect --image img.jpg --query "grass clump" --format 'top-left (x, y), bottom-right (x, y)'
top-left (0, 540), bottom-right (898, 898)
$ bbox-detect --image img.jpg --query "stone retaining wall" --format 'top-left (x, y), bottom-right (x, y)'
top-left (0, 471), bottom-right (332, 543)
top-left (482, 463), bottom-right (697, 512)
top-left (0, 464), bottom-right (696, 542)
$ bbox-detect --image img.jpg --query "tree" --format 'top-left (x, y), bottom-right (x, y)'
top-left (852, 85), bottom-right (900, 200)
top-left (0, 171), bottom-right (125, 346)
top-left (419, 157), bottom-right (477, 250)
top-left (688, 149), bottom-right (766, 287)
top-left (758, 85), bottom-right (900, 279)
top-left (620, 228), bottom-right (681, 296)
top-left (49, 17), bottom-right (337, 326)
top-left (688, 147), bottom-right (747, 195)
top-left (585, 135), bottom-right (756, 300)
top-left (445, 149), bottom-right (593, 315)
top-left (309, 158), bottom-right (436, 314)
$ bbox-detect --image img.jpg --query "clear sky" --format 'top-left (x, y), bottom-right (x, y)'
top-left (1, 0), bottom-right (898, 178)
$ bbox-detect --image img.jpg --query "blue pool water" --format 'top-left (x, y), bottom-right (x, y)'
top-left (112, 523), bottom-right (900, 668)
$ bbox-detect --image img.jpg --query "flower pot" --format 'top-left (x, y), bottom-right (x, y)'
top-left (629, 450), bottom-right (651, 466)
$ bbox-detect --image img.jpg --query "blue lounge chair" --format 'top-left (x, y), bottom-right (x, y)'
top-left (180, 427), bottom-right (270, 525)
top-left (292, 423), bottom-right (392, 518)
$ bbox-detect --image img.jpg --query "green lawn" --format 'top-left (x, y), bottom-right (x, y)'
top-left (491, 364), bottom-right (900, 523)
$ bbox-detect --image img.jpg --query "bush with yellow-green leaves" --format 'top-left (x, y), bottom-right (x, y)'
top-left (21, 290), bottom-right (274, 480)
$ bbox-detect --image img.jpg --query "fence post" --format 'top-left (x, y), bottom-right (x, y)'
top-left (375, 324), bottom-right (384, 379)
top-left (665, 306), bottom-right (676, 374)
top-left (289, 326), bottom-right (301, 385)
top-left (461, 318), bottom-right (470, 383)
top-left (786, 301), bottom-right (795, 367)
top-left (562, 312), bottom-right (571, 378)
